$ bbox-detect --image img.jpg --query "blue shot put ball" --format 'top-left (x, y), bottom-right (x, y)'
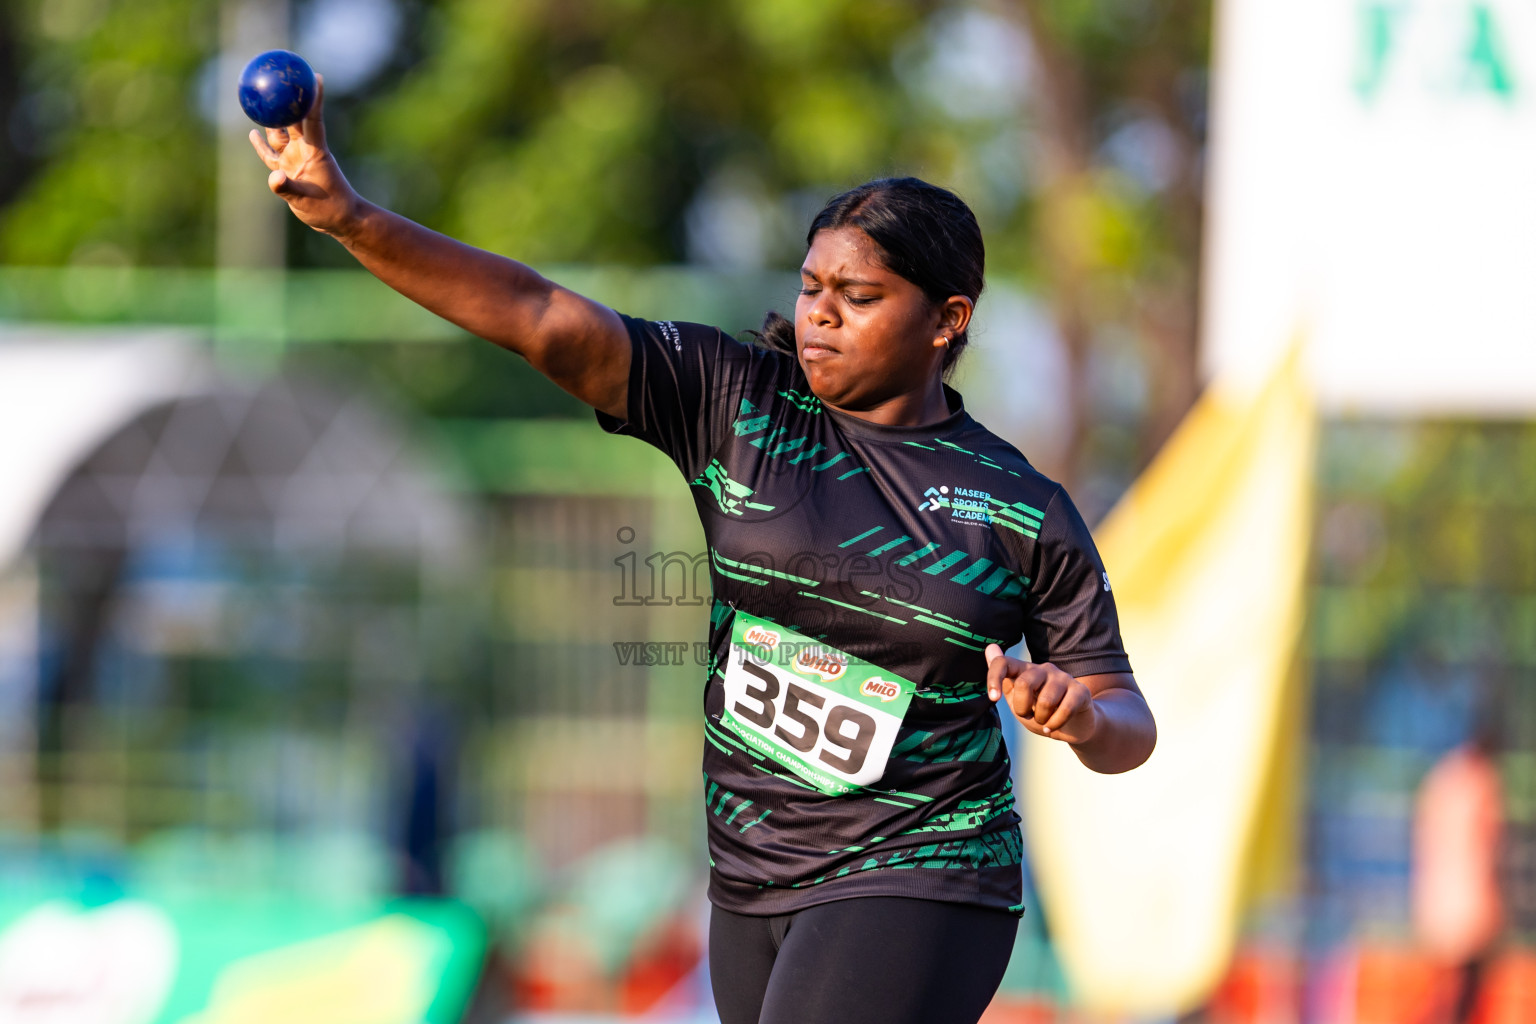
top-left (238, 49), bottom-right (317, 129)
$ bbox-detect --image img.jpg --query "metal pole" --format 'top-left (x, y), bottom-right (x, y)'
top-left (215, 0), bottom-right (289, 364)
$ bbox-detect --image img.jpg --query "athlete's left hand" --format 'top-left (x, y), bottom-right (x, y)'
top-left (984, 644), bottom-right (1100, 746)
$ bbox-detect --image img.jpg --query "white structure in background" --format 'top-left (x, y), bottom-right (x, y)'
top-left (0, 328), bottom-right (469, 573)
top-left (1204, 0), bottom-right (1536, 410)
top-left (0, 331), bottom-right (208, 827)
top-left (0, 326), bottom-right (473, 835)
top-left (0, 332), bottom-right (209, 572)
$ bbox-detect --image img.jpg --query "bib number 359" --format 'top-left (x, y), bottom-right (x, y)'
top-left (732, 661), bottom-right (876, 774)
top-left (719, 612), bottom-right (914, 796)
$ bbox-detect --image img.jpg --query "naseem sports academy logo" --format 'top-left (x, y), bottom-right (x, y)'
top-left (918, 485), bottom-right (994, 526)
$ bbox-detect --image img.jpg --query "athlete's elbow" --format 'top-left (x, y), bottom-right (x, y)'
top-left (1080, 717), bottom-right (1155, 775)
top-left (1117, 712), bottom-right (1156, 773)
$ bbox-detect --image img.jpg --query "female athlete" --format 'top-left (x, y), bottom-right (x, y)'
top-left (250, 80), bottom-right (1156, 1024)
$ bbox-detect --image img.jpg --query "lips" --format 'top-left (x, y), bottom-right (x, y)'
top-left (800, 338), bottom-right (839, 361)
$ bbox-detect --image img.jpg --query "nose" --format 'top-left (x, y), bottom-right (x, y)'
top-left (802, 289), bottom-right (837, 328)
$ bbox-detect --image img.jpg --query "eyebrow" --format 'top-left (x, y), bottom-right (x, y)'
top-left (799, 268), bottom-right (884, 288)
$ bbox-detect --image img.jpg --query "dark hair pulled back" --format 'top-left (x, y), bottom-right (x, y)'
top-left (755, 177), bottom-right (985, 378)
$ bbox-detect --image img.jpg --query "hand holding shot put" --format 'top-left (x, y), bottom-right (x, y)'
top-left (247, 77), bottom-right (360, 237)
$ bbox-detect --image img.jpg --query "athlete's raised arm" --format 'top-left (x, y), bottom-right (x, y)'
top-left (247, 77), bottom-right (630, 419)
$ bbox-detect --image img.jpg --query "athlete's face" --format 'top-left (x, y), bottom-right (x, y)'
top-left (794, 227), bottom-right (972, 424)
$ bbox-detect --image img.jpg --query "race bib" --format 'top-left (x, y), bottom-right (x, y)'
top-left (721, 610), bottom-right (915, 795)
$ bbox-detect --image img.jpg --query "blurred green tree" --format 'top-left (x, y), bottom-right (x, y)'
top-left (0, 0), bottom-right (957, 268)
top-left (324, 0), bottom-right (968, 269)
top-left (0, 0), bottom-right (1212, 481)
top-left (0, 0), bottom-right (220, 265)
top-left (1004, 0), bottom-right (1211, 472)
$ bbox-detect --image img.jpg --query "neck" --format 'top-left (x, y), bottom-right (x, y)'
top-left (829, 379), bottom-right (952, 428)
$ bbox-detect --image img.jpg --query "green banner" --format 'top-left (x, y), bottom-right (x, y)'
top-left (0, 888), bottom-right (485, 1024)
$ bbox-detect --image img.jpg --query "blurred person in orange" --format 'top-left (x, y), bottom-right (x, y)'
top-left (246, 80), bottom-right (1156, 1024)
top-left (1412, 722), bottom-right (1504, 1024)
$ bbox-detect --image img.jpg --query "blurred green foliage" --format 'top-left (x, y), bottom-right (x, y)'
top-left (0, 0), bottom-right (1015, 269)
top-left (1020, 0), bottom-right (1210, 273)
top-left (0, 0), bottom-right (1206, 273)
top-left (0, 0), bottom-right (1213, 479)
top-left (1, 0), bottom-right (219, 264)
top-left (1005, 0), bottom-right (1210, 472)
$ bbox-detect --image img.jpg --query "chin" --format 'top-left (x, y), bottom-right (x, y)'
top-left (801, 370), bottom-right (846, 406)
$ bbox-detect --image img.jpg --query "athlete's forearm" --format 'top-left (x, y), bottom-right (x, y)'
top-left (328, 200), bottom-right (629, 416)
top-left (333, 200), bottom-right (555, 350)
top-left (1070, 688), bottom-right (1156, 774)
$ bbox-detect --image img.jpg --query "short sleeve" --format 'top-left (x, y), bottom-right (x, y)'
top-left (1020, 488), bottom-right (1134, 676)
top-left (595, 315), bottom-right (779, 481)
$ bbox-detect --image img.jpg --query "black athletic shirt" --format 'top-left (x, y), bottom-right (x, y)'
top-left (597, 316), bottom-right (1131, 916)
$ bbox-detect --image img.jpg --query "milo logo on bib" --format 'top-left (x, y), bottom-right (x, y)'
top-left (743, 623), bottom-right (780, 650)
top-left (721, 610), bottom-right (916, 796)
top-left (792, 646), bottom-right (846, 682)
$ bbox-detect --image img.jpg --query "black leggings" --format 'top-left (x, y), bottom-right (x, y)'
top-left (708, 896), bottom-right (1019, 1024)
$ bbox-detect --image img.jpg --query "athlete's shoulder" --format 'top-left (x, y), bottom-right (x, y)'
top-left (619, 314), bottom-right (733, 352)
top-left (962, 432), bottom-right (1102, 560)
top-left (620, 316), bottom-right (773, 355)
top-left (625, 316), bottom-right (801, 380)
top-left (948, 414), bottom-right (1061, 503)
top-left (619, 317), bottom-right (808, 410)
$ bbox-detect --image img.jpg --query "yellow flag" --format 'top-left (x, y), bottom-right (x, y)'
top-left (1022, 349), bottom-right (1315, 1015)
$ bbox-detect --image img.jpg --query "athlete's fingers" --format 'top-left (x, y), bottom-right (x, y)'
top-left (267, 169), bottom-right (323, 200)
top-left (294, 74), bottom-right (327, 150)
top-left (1040, 681), bottom-right (1091, 735)
top-left (991, 657), bottom-right (1030, 706)
top-left (265, 126), bottom-right (290, 154)
top-left (985, 644), bottom-right (1029, 701)
top-left (1003, 662), bottom-right (1047, 721)
top-left (984, 643), bottom-right (1006, 700)
top-left (995, 673), bottom-right (1016, 712)
top-left (1030, 672), bottom-right (1071, 726)
top-left (249, 129), bottom-right (280, 169)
